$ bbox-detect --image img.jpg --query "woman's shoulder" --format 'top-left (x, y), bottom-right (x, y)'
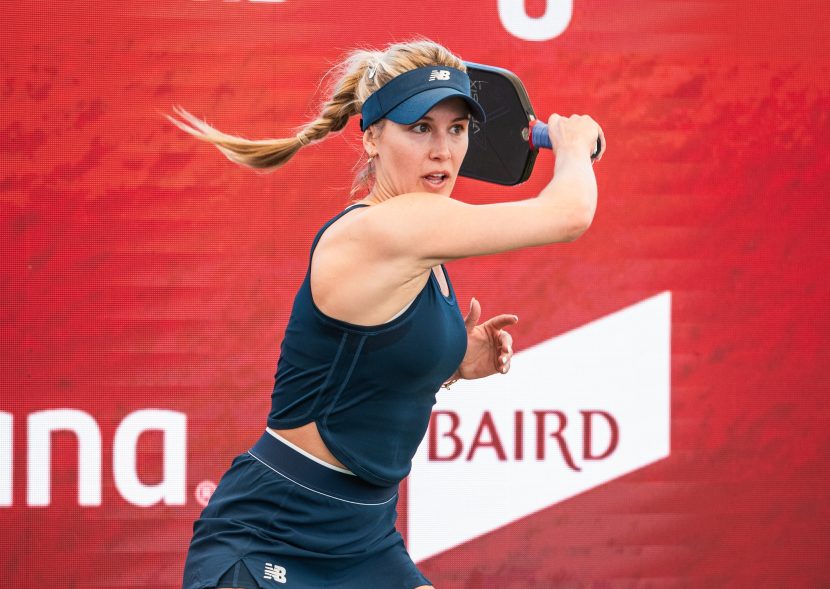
top-left (314, 202), bottom-right (373, 250)
top-left (308, 202), bottom-right (431, 326)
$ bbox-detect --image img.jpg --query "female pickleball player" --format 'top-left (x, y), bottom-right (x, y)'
top-left (168, 39), bottom-right (604, 589)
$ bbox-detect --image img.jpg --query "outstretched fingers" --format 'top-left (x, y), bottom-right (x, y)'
top-left (497, 328), bottom-right (513, 373)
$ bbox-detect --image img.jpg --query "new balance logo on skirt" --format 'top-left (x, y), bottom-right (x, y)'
top-left (429, 69), bottom-right (451, 81)
top-left (264, 562), bottom-right (287, 584)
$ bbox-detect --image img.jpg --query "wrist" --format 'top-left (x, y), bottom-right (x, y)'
top-left (553, 144), bottom-right (593, 167)
top-left (442, 369), bottom-right (462, 390)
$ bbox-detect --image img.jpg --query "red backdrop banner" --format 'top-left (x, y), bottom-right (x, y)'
top-left (2, 1), bottom-right (829, 587)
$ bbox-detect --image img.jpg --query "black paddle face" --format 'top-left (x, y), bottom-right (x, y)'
top-left (460, 62), bottom-right (538, 186)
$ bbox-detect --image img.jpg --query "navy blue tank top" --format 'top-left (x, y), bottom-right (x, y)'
top-left (268, 204), bottom-right (467, 486)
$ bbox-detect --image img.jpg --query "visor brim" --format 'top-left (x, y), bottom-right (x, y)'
top-left (384, 88), bottom-right (486, 126)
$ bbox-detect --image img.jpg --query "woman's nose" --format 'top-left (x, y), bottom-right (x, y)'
top-left (430, 132), bottom-right (452, 160)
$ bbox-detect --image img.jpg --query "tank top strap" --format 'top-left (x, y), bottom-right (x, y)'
top-left (308, 203), bottom-right (370, 261)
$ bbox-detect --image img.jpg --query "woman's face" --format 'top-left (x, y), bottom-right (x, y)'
top-left (365, 97), bottom-right (470, 199)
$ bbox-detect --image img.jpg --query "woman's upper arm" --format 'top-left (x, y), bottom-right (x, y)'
top-left (361, 192), bottom-right (593, 267)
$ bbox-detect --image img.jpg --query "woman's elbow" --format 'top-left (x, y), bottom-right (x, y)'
top-left (559, 208), bottom-right (595, 242)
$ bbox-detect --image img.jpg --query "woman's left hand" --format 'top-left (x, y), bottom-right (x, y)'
top-left (448, 298), bottom-right (518, 383)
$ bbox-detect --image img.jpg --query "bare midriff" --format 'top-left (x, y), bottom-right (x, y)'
top-left (268, 422), bottom-right (349, 470)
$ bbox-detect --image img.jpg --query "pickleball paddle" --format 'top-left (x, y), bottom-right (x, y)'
top-left (460, 62), bottom-right (601, 186)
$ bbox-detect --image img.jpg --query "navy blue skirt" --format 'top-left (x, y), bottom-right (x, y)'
top-left (182, 430), bottom-right (430, 589)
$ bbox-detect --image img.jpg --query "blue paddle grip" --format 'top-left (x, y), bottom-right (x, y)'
top-left (531, 121), bottom-right (602, 160)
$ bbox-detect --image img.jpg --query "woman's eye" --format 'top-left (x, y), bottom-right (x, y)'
top-left (412, 123), bottom-right (429, 133)
top-left (451, 124), bottom-right (467, 135)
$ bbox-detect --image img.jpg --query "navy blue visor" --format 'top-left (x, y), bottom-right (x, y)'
top-left (360, 66), bottom-right (486, 131)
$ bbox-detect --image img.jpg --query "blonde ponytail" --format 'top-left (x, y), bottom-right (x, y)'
top-left (164, 106), bottom-right (301, 170)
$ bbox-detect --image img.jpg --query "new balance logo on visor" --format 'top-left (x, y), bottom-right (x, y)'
top-left (429, 69), bottom-right (451, 81)
top-left (264, 562), bottom-right (287, 584)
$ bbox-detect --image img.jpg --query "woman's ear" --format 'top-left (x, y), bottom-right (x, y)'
top-left (362, 124), bottom-right (379, 158)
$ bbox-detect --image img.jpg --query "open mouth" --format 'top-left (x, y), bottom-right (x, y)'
top-left (423, 173), bottom-right (449, 186)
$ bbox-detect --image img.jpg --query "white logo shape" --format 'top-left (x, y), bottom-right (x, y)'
top-left (497, 0), bottom-right (573, 41)
top-left (1, 409), bottom-right (187, 507)
top-left (264, 562), bottom-right (287, 584)
top-left (408, 292), bottom-right (671, 562)
top-left (428, 70), bottom-right (451, 81)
